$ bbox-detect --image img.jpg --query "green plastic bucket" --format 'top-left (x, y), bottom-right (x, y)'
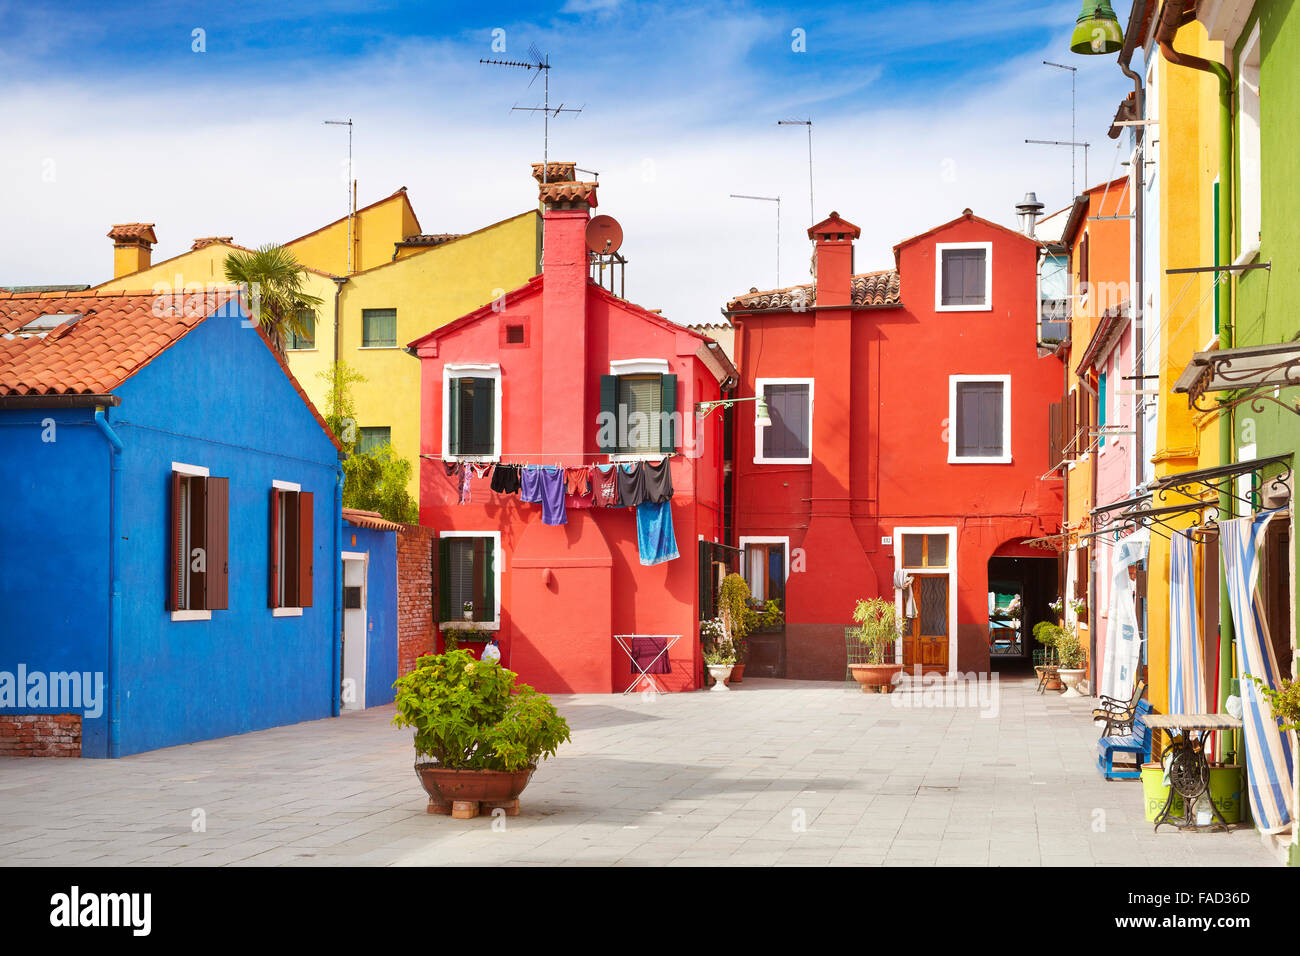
top-left (1205, 764), bottom-right (1242, 825)
top-left (1141, 763), bottom-right (1183, 822)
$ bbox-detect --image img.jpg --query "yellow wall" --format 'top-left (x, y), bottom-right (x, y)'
top-left (1147, 22), bottom-right (1225, 714)
top-left (285, 189), bottom-right (420, 276)
top-left (287, 209), bottom-right (542, 498)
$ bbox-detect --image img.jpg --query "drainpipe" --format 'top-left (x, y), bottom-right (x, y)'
top-left (93, 406), bottom-right (123, 758)
top-left (332, 462), bottom-right (345, 717)
top-left (1157, 0), bottom-right (1236, 733)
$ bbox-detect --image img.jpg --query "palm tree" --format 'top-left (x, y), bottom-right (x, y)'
top-left (223, 244), bottom-right (323, 356)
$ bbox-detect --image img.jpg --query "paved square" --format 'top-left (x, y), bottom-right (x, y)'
top-left (0, 675), bottom-right (1279, 866)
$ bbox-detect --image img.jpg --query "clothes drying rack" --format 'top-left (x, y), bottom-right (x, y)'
top-left (613, 634), bottom-right (680, 695)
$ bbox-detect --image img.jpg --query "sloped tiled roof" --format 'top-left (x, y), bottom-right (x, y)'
top-left (342, 508), bottom-right (404, 531)
top-left (191, 236), bottom-right (234, 250)
top-left (396, 233), bottom-right (462, 248)
top-left (0, 289), bottom-right (342, 451)
top-left (726, 268), bottom-right (900, 312)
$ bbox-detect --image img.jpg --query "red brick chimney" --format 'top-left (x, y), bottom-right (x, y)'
top-left (809, 212), bottom-right (859, 307)
top-left (535, 162), bottom-right (598, 463)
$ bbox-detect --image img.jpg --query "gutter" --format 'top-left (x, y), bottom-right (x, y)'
top-left (1157, 0), bottom-right (1237, 738)
top-left (93, 406), bottom-right (124, 758)
top-left (332, 462), bottom-right (344, 717)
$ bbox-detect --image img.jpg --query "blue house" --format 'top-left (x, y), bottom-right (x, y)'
top-left (0, 289), bottom-right (344, 757)
top-left (341, 509), bottom-right (400, 711)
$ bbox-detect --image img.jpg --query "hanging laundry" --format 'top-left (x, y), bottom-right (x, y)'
top-left (519, 465), bottom-right (543, 503)
top-left (538, 466), bottom-right (568, 526)
top-left (490, 463), bottom-right (521, 495)
top-left (468, 462), bottom-right (493, 480)
top-left (642, 458), bottom-right (673, 503)
top-left (630, 636), bottom-right (671, 675)
top-left (617, 460), bottom-right (647, 508)
top-left (565, 465), bottom-right (595, 509)
top-left (593, 464), bottom-right (621, 507)
top-left (442, 461), bottom-right (471, 505)
top-left (635, 500), bottom-right (679, 566)
top-left (459, 465), bottom-right (472, 504)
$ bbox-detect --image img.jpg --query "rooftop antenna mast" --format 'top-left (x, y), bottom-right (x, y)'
top-left (730, 194), bottom-right (781, 287)
top-left (481, 45), bottom-right (582, 184)
top-left (323, 119), bottom-right (355, 272)
top-left (1026, 62), bottom-right (1089, 198)
top-left (777, 119), bottom-right (814, 226)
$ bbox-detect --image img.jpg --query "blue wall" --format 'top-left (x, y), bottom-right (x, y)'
top-left (349, 525), bottom-right (397, 707)
top-left (1, 308), bottom-right (343, 757)
top-left (0, 409), bottom-right (112, 755)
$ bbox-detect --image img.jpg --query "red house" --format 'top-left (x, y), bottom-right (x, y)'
top-left (408, 163), bottom-right (736, 693)
top-left (724, 209), bottom-right (1064, 680)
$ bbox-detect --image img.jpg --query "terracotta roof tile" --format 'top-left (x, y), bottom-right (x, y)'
top-left (107, 223), bottom-right (157, 245)
top-left (726, 268), bottom-right (900, 312)
top-left (342, 508), bottom-right (404, 531)
top-left (396, 233), bottom-right (462, 247)
top-left (538, 181), bottom-right (597, 207)
top-left (191, 236), bottom-right (234, 250)
top-left (531, 161), bottom-right (577, 183)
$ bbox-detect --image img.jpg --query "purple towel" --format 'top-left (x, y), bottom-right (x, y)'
top-left (631, 637), bottom-right (671, 675)
top-left (519, 466), bottom-right (543, 503)
top-left (539, 466), bottom-right (568, 526)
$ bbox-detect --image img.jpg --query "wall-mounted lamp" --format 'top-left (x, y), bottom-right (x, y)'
top-left (696, 395), bottom-right (770, 427)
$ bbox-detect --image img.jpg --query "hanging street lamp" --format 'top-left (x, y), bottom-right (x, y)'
top-left (1070, 0), bottom-right (1124, 55)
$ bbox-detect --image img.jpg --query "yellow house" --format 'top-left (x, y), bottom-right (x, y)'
top-left (91, 187), bottom-right (541, 498)
top-left (1140, 15), bottom-right (1225, 715)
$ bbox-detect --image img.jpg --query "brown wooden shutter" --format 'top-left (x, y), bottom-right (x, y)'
top-left (1065, 389), bottom-right (1076, 456)
top-left (205, 477), bottom-right (229, 611)
top-left (1075, 546), bottom-right (1089, 600)
top-left (1048, 399), bottom-right (1063, 469)
top-left (269, 488), bottom-right (281, 608)
top-left (168, 471), bottom-right (183, 611)
top-left (283, 491), bottom-right (300, 607)
top-left (297, 492), bottom-right (314, 609)
top-left (189, 476), bottom-right (208, 611)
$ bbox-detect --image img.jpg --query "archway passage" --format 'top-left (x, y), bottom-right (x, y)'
top-left (987, 555), bottom-right (1058, 677)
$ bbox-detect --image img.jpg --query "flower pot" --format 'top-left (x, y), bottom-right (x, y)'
top-left (416, 763), bottom-right (536, 815)
top-left (1058, 668), bottom-right (1086, 698)
top-left (730, 663), bottom-right (745, 683)
top-left (849, 663), bottom-right (903, 694)
top-left (707, 664), bottom-right (734, 691)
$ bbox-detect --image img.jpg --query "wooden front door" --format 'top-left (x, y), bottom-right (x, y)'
top-left (902, 575), bottom-right (950, 673)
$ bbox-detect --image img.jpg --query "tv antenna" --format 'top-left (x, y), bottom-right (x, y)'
top-left (730, 194), bottom-right (781, 287)
top-left (481, 45), bottom-right (582, 184)
top-left (777, 119), bottom-right (815, 227)
top-left (1026, 62), bottom-right (1088, 198)
top-left (323, 119), bottom-right (354, 272)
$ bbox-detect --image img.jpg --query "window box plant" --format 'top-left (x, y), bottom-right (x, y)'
top-left (391, 650), bottom-right (570, 817)
top-left (848, 596), bottom-right (903, 694)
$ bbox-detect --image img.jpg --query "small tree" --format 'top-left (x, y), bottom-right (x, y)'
top-left (317, 362), bottom-right (366, 454)
top-left (852, 597), bottom-right (899, 665)
top-left (223, 243), bottom-right (322, 356)
top-left (717, 573), bottom-right (752, 663)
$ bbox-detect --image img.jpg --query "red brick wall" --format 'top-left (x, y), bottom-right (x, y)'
top-left (0, 714), bottom-right (82, 757)
top-left (397, 524), bottom-right (436, 676)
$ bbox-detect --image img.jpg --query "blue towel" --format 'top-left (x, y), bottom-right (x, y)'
top-left (635, 501), bottom-right (679, 566)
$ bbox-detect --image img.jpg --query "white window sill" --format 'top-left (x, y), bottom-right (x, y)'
top-left (171, 610), bottom-right (212, 622)
top-left (754, 456), bottom-right (812, 465)
top-left (440, 620), bottom-right (500, 631)
top-left (948, 455), bottom-right (1012, 465)
top-left (444, 454), bottom-right (500, 464)
top-left (273, 607), bottom-right (304, 617)
top-left (286, 347), bottom-right (317, 353)
top-left (936, 303), bottom-right (992, 312)
top-left (358, 345), bottom-right (401, 350)
top-left (609, 453), bottom-right (672, 462)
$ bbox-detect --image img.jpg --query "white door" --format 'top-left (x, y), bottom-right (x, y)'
top-left (342, 553), bottom-right (368, 710)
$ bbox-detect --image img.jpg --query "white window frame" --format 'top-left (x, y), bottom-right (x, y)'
top-left (608, 359), bottom-right (673, 462)
top-left (893, 526), bottom-right (958, 676)
top-left (1237, 21), bottom-right (1262, 261)
top-left (935, 241), bottom-right (993, 312)
top-left (754, 377), bottom-right (814, 465)
top-left (738, 535), bottom-right (791, 604)
top-left (438, 530), bottom-right (502, 631)
top-left (272, 479), bottom-right (305, 616)
top-left (948, 374), bottom-right (1012, 464)
top-left (170, 461), bottom-right (212, 622)
top-left (442, 363), bottom-right (502, 463)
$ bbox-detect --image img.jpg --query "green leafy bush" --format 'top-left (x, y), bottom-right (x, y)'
top-left (852, 596), bottom-right (899, 665)
top-left (1248, 674), bottom-right (1300, 733)
top-left (391, 650), bottom-right (571, 772)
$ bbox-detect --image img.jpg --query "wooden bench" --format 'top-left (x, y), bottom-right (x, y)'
top-left (1092, 678), bottom-right (1147, 736)
top-left (1097, 699), bottom-right (1153, 780)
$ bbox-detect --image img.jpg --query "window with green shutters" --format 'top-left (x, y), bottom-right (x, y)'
top-left (437, 535), bottom-right (496, 624)
top-left (357, 426), bottom-right (391, 455)
top-left (446, 376), bottom-right (497, 457)
top-left (361, 308), bottom-right (397, 348)
top-left (289, 308), bottom-right (316, 350)
top-left (598, 372), bottom-right (677, 455)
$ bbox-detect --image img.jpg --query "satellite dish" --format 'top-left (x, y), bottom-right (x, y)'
top-left (586, 215), bottom-right (623, 255)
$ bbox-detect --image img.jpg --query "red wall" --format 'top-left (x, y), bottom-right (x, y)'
top-left (414, 195), bottom-right (726, 693)
top-left (732, 213), bottom-right (1064, 678)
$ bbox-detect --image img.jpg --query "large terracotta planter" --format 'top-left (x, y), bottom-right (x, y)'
top-left (849, 663), bottom-right (903, 694)
top-left (416, 763), bottom-right (535, 814)
top-left (730, 663), bottom-right (745, 683)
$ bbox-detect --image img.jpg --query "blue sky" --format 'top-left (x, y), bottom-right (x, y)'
top-left (0, 0), bottom-right (1138, 320)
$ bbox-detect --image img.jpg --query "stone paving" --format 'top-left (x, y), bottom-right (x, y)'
top-left (0, 674), bottom-right (1280, 866)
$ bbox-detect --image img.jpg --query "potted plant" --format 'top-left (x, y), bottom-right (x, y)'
top-left (703, 641), bottom-right (736, 692)
top-left (462, 600), bottom-right (474, 621)
top-left (699, 618), bottom-right (727, 686)
top-left (848, 596), bottom-right (903, 693)
top-left (1032, 620), bottom-right (1063, 690)
top-left (391, 649), bottom-right (571, 818)
top-left (718, 573), bottom-right (753, 684)
top-left (1052, 623), bottom-right (1087, 697)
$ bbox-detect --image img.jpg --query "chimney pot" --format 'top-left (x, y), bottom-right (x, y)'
top-left (108, 223), bottom-right (158, 279)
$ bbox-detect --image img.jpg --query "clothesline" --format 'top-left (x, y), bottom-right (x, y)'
top-left (420, 453), bottom-right (677, 463)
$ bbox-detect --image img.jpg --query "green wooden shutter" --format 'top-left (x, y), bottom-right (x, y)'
top-left (447, 377), bottom-right (462, 456)
top-left (598, 374), bottom-right (617, 452)
top-left (476, 538), bottom-right (495, 623)
top-left (437, 538), bottom-right (451, 621)
top-left (660, 373), bottom-right (678, 453)
top-left (470, 377), bottom-right (494, 455)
